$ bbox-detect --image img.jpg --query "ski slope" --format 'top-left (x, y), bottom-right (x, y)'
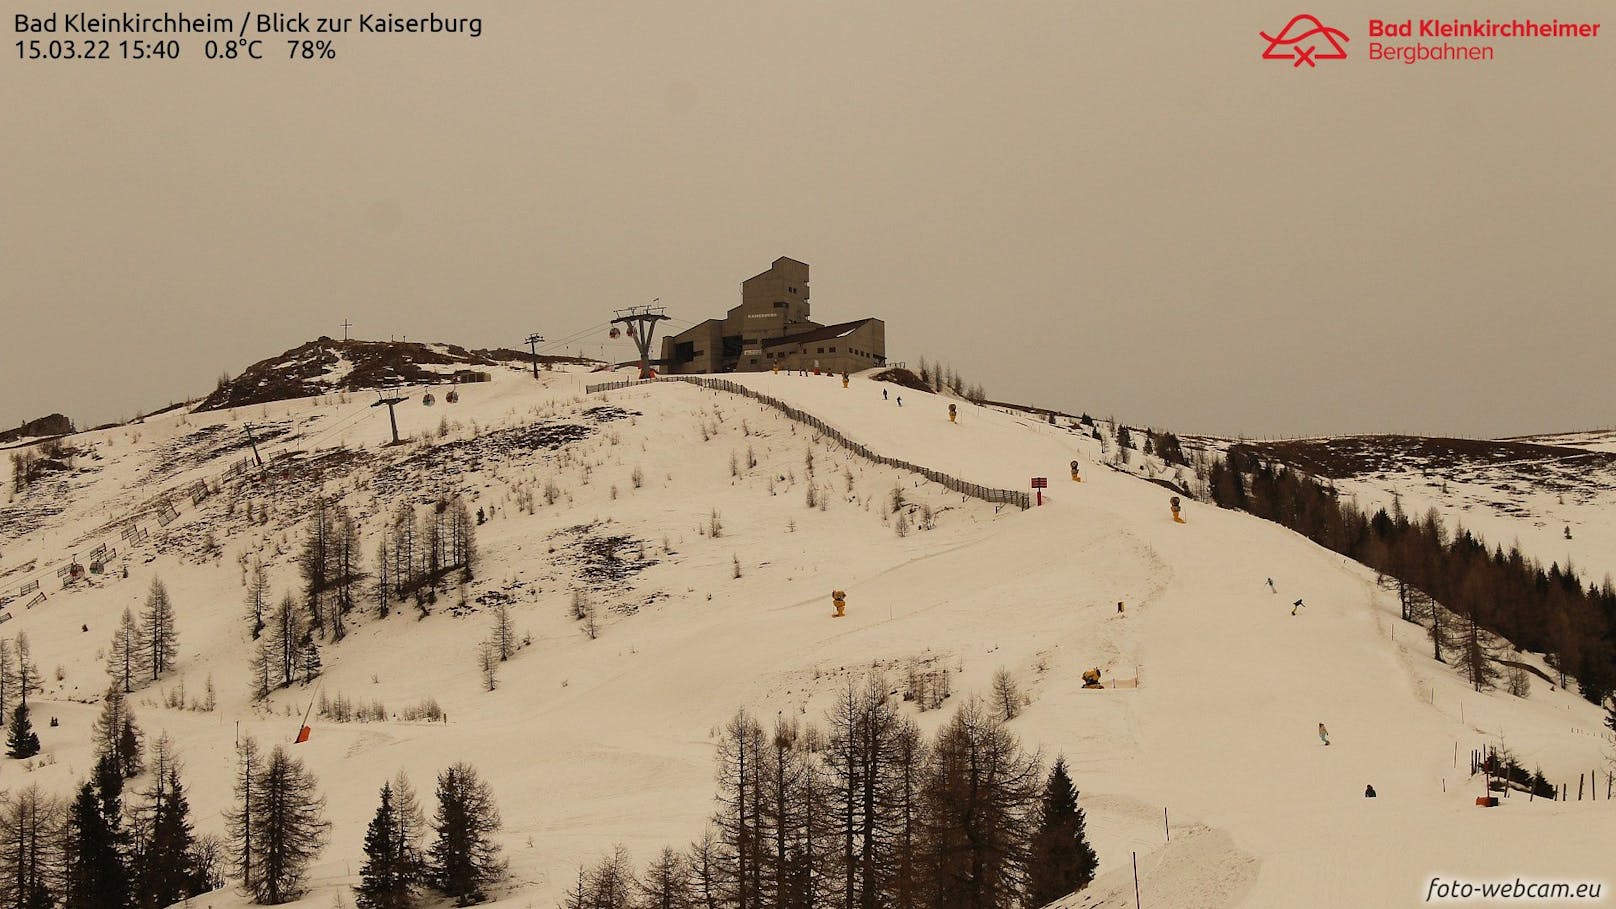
top-left (1, 364), bottom-right (1611, 909)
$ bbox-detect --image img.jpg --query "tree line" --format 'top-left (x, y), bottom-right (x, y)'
top-left (1207, 448), bottom-right (1616, 705)
top-left (566, 677), bottom-right (1097, 909)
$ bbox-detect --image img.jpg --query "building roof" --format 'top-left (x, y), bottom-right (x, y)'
top-left (744, 256), bottom-right (810, 285)
top-left (760, 318), bottom-right (880, 349)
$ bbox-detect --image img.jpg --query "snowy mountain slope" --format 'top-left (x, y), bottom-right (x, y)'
top-left (1, 365), bottom-right (1612, 909)
top-left (1224, 433), bottom-right (1616, 585)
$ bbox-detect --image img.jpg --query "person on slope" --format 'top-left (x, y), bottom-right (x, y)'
top-left (1267, 577), bottom-right (1276, 593)
top-left (1292, 598), bottom-right (1305, 616)
top-left (1318, 723), bottom-right (1331, 746)
top-left (883, 388), bottom-right (888, 401)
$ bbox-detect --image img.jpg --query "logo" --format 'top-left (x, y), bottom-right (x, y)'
top-left (1261, 14), bottom-right (1350, 67)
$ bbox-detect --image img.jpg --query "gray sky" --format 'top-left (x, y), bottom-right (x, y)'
top-left (4, 1), bottom-right (1612, 438)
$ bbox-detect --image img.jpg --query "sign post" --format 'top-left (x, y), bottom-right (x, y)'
top-left (1031, 476), bottom-right (1048, 506)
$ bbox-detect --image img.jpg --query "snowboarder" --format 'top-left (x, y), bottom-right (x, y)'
top-left (1318, 723), bottom-right (1331, 746)
top-left (1292, 598), bottom-right (1305, 616)
top-left (1364, 784), bottom-right (1377, 798)
top-left (1267, 577), bottom-right (1276, 593)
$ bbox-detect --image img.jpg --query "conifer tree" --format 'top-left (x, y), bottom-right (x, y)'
top-left (6, 704), bottom-right (40, 759)
top-left (356, 784), bottom-right (413, 909)
top-left (1026, 758), bottom-right (1097, 905)
top-left (268, 596), bottom-right (302, 688)
top-left (93, 688), bottom-right (142, 779)
top-left (249, 639), bottom-right (274, 702)
top-left (0, 784), bottom-right (63, 909)
top-left (247, 563), bottom-right (270, 640)
top-left (919, 699), bottom-right (1041, 909)
top-left (117, 719), bottom-right (143, 780)
top-left (638, 847), bottom-right (693, 909)
top-left (106, 609), bottom-right (148, 694)
top-left (139, 581), bottom-right (178, 681)
top-left (0, 639), bottom-right (14, 727)
top-left (130, 744), bottom-right (205, 909)
top-left (13, 634), bottom-right (40, 709)
top-left (63, 779), bottom-right (128, 909)
top-left (428, 763), bottom-right (504, 906)
top-left (223, 737), bottom-right (264, 897)
top-left (299, 637), bottom-right (322, 685)
top-left (299, 499), bottom-right (332, 638)
top-left (489, 605), bottom-right (514, 662)
top-left (246, 746), bottom-right (328, 905)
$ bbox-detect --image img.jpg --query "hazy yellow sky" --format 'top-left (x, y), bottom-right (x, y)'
top-left (3, 1), bottom-right (1612, 437)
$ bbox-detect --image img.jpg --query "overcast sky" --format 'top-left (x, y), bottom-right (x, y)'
top-left (3, 1), bottom-right (1612, 438)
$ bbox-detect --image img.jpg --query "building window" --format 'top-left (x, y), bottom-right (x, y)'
top-left (816, 347), bottom-right (824, 354)
top-left (775, 301), bottom-right (787, 308)
top-left (829, 347), bottom-right (836, 353)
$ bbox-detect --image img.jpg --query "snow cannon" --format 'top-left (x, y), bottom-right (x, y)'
top-left (948, 403), bottom-right (957, 423)
top-left (1081, 668), bottom-right (1104, 689)
top-left (831, 589), bottom-right (847, 618)
top-left (1170, 496), bottom-right (1185, 524)
top-left (1070, 460), bottom-right (1082, 482)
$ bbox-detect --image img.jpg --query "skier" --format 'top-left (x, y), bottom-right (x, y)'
top-left (1292, 598), bottom-right (1305, 616)
top-left (1117, 600), bottom-right (1125, 614)
top-left (896, 396), bottom-right (903, 407)
top-left (1318, 723), bottom-right (1331, 746)
top-left (882, 388), bottom-right (889, 401)
top-left (1267, 577), bottom-right (1276, 593)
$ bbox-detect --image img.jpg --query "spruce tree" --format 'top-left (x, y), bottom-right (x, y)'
top-left (6, 703), bottom-right (40, 759)
top-left (63, 779), bottom-right (128, 909)
top-left (132, 757), bottom-right (205, 909)
top-left (357, 784), bottom-right (414, 909)
top-left (428, 763), bottom-right (504, 906)
top-left (117, 718), bottom-right (143, 779)
top-left (1026, 758), bottom-right (1097, 905)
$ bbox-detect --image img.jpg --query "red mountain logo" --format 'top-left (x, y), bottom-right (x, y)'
top-left (1261, 14), bottom-right (1350, 67)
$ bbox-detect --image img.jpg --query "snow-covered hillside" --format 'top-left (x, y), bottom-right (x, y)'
top-left (2, 364), bottom-right (1612, 909)
top-left (1223, 434), bottom-right (1616, 586)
